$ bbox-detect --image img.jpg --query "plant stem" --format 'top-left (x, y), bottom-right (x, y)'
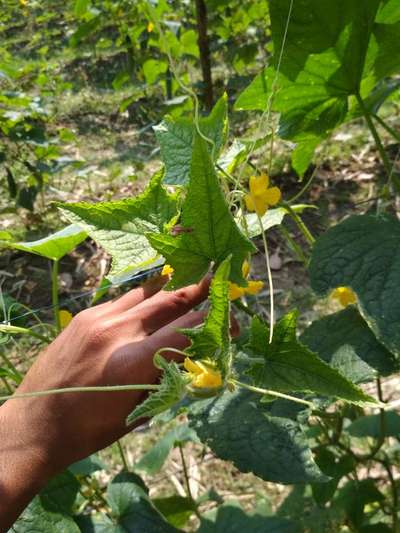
top-left (378, 456), bottom-right (398, 532)
top-left (282, 202), bottom-right (315, 245)
top-left (279, 225), bottom-right (308, 265)
top-left (179, 443), bottom-right (202, 519)
top-left (0, 376), bottom-right (13, 394)
top-left (232, 379), bottom-right (315, 408)
top-left (51, 259), bottom-right (61, 333)
top-left (0, 324), bottom-right (51, 344)
top-left (356, 93), bottom-right (392, 179)
top-left (232, 299), bottom-right (256, 318)
top-left (117, 440), bottom-right (129, 471)
top-left (372, 113), bottom-right (400, 143)
top-left (257, 213), bottom-right (275, 343)
top-left (0, 383), bottom-right (160, 402)
top-left (194, 0), bottom-right (213, 111)
top-left (363, 377), bottom-right (386, 461)
top-left (0, 346), bottom-right (22, 382)
top-left (288, 165), bottom-right (318, 203)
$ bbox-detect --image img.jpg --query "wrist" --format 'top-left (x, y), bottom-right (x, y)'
top-left (0, 400), bottom-right (59, 528)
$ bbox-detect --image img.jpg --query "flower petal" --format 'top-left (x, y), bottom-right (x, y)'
top-left (264, 186), bottom-right (281, 206)
top-left (241, 260), bottom-right (250, 279)
top-left (253, 195), bottom-right (268, 216)
top-left (244, 193), bottom-right (256, 212)
top-left (161, 264), bottom-right (174, 276)
top-left (229, 283), bottom-right (245, 301)
top-left (192, 369), bottom-right (222, 388)
top-left (331, 287), bottom-right (357, 307)
top-left (249, 173), bottom-right (269, 196)
top-left (245, 280), bottom-right (264, 295)
top-left (59, 310), bottom-right (73, 329)
top-left (184, 357), bottom-right (202, 375)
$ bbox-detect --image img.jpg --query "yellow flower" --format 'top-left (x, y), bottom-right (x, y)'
top-left (331, 287), bottom-right (357, 307)
top-left (184, 358), bottom-right (222, 389)
top-left (244, 173), bottom-right (281, 216)
top-left (229, 260), bottom-right (264, 301)
top-left (59, 309), bottom-right (73, 329)
top-left (161, 264), bottom-right (174, 276)
top-left (19, 0), bottom-right (28, 5)
top-left (147, 21), bottom-right (154, 32)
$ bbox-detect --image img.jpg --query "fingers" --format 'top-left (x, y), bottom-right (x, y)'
top-left (145, 310), bottom-right (206, 362)
top-left (112, 311), bottom-right (206, 384)
top-left (101, 274), bottom-right (168, 314)
top-left (124, 276), bottom-right (211, 335)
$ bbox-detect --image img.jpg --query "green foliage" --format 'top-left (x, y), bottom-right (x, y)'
top-left (199, 501), bottom-right (301, 532)
top-left (58, 171), bottom-right (178, 280)
top-left (12, 498), bottom-right (80, 533)
top-left (126, 354), bottom-right (188, 426)
top-left (68, 454), bottom-right (106, 476)
top-left (152, 496), bottom-right (197, 529)
top-left (184, 256), bottom-right (231, 375)
top-left (148, 134), bottom-right (255, 289)
top-left (1, 225), bottom-right (87, 261)
top-left (309, 214), bottom-right (400, 357)
top-left (155, 94), bottom-right (229, 185)
top-left (189, 389), bottom-right (328, 484)
top-left (346, 411), bottom-right (400, 438)
top-left (300, 306), bottom-right (398, 383)
top-left (77, 472), bottom-right (179, 532)
top-left (245, 312), bottom-right (375, 404)
top-left (135, 423), bottom-right (199, 475)
top-left (235, 0), bottom-right (400, 175)
top-left (13, 471), bottom-right (80, 532)
top-left (2, 1), bottom-right (400, 530)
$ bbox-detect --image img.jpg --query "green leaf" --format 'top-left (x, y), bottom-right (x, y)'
top-left (245, 312), bottom-right (375, 405)
top-left (126, 354), bottom-right (188, 425)
top-left (3, 224), bottom-right (87, 261)
top-left (152, 496), bottom-right (197, 528)
top-left (300, 307), bottom-right (398, 384)
top-left (57, 171), bottom-right (178, 280)
top-left (291, 138), bottom-right (320, 178)
top-left (199, 502), bottom-right (301, 532)
top-left (12, 498), bottom-right (80, 532)
top-left (376, 0), bottom-right (400, 23)
top-left (346, 411), bottom-right (400, 438)
top-left (236, 0), bottom-right (400, 173)
top-left (183, 256), bottom-right (231, 375)
top-left (333, 479), bottom-right (384, 529)
top-left (243, 205), bottom-right (315, 238)
top-left (39, 470), bottom-right (80, 514)
top-left (309, 214), bottom-right (400, 358)
top-left (147, 135), bottom-right (255, 289)
top-left (155, 94), bottom-right (228, 185)
top-left (188, 389), bottom-right (328, 484)
top-left (74, 0), bottom-right (90, 18)
top-left (79, 472), bottom-right (180, 532)
top-left (311, 448), bottom-right (355, 506)
top-left (135, 423), bottom-right (199, 475)
top-left (234, 67), bottom-right (275, 111)
top-left (143, 59), bottom-right (168, 85)
top-left (69, 454), bottom-right (106, 476)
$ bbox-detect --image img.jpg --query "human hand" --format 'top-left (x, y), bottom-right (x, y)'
top-left (0, 276), bottom-right (210, 528)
